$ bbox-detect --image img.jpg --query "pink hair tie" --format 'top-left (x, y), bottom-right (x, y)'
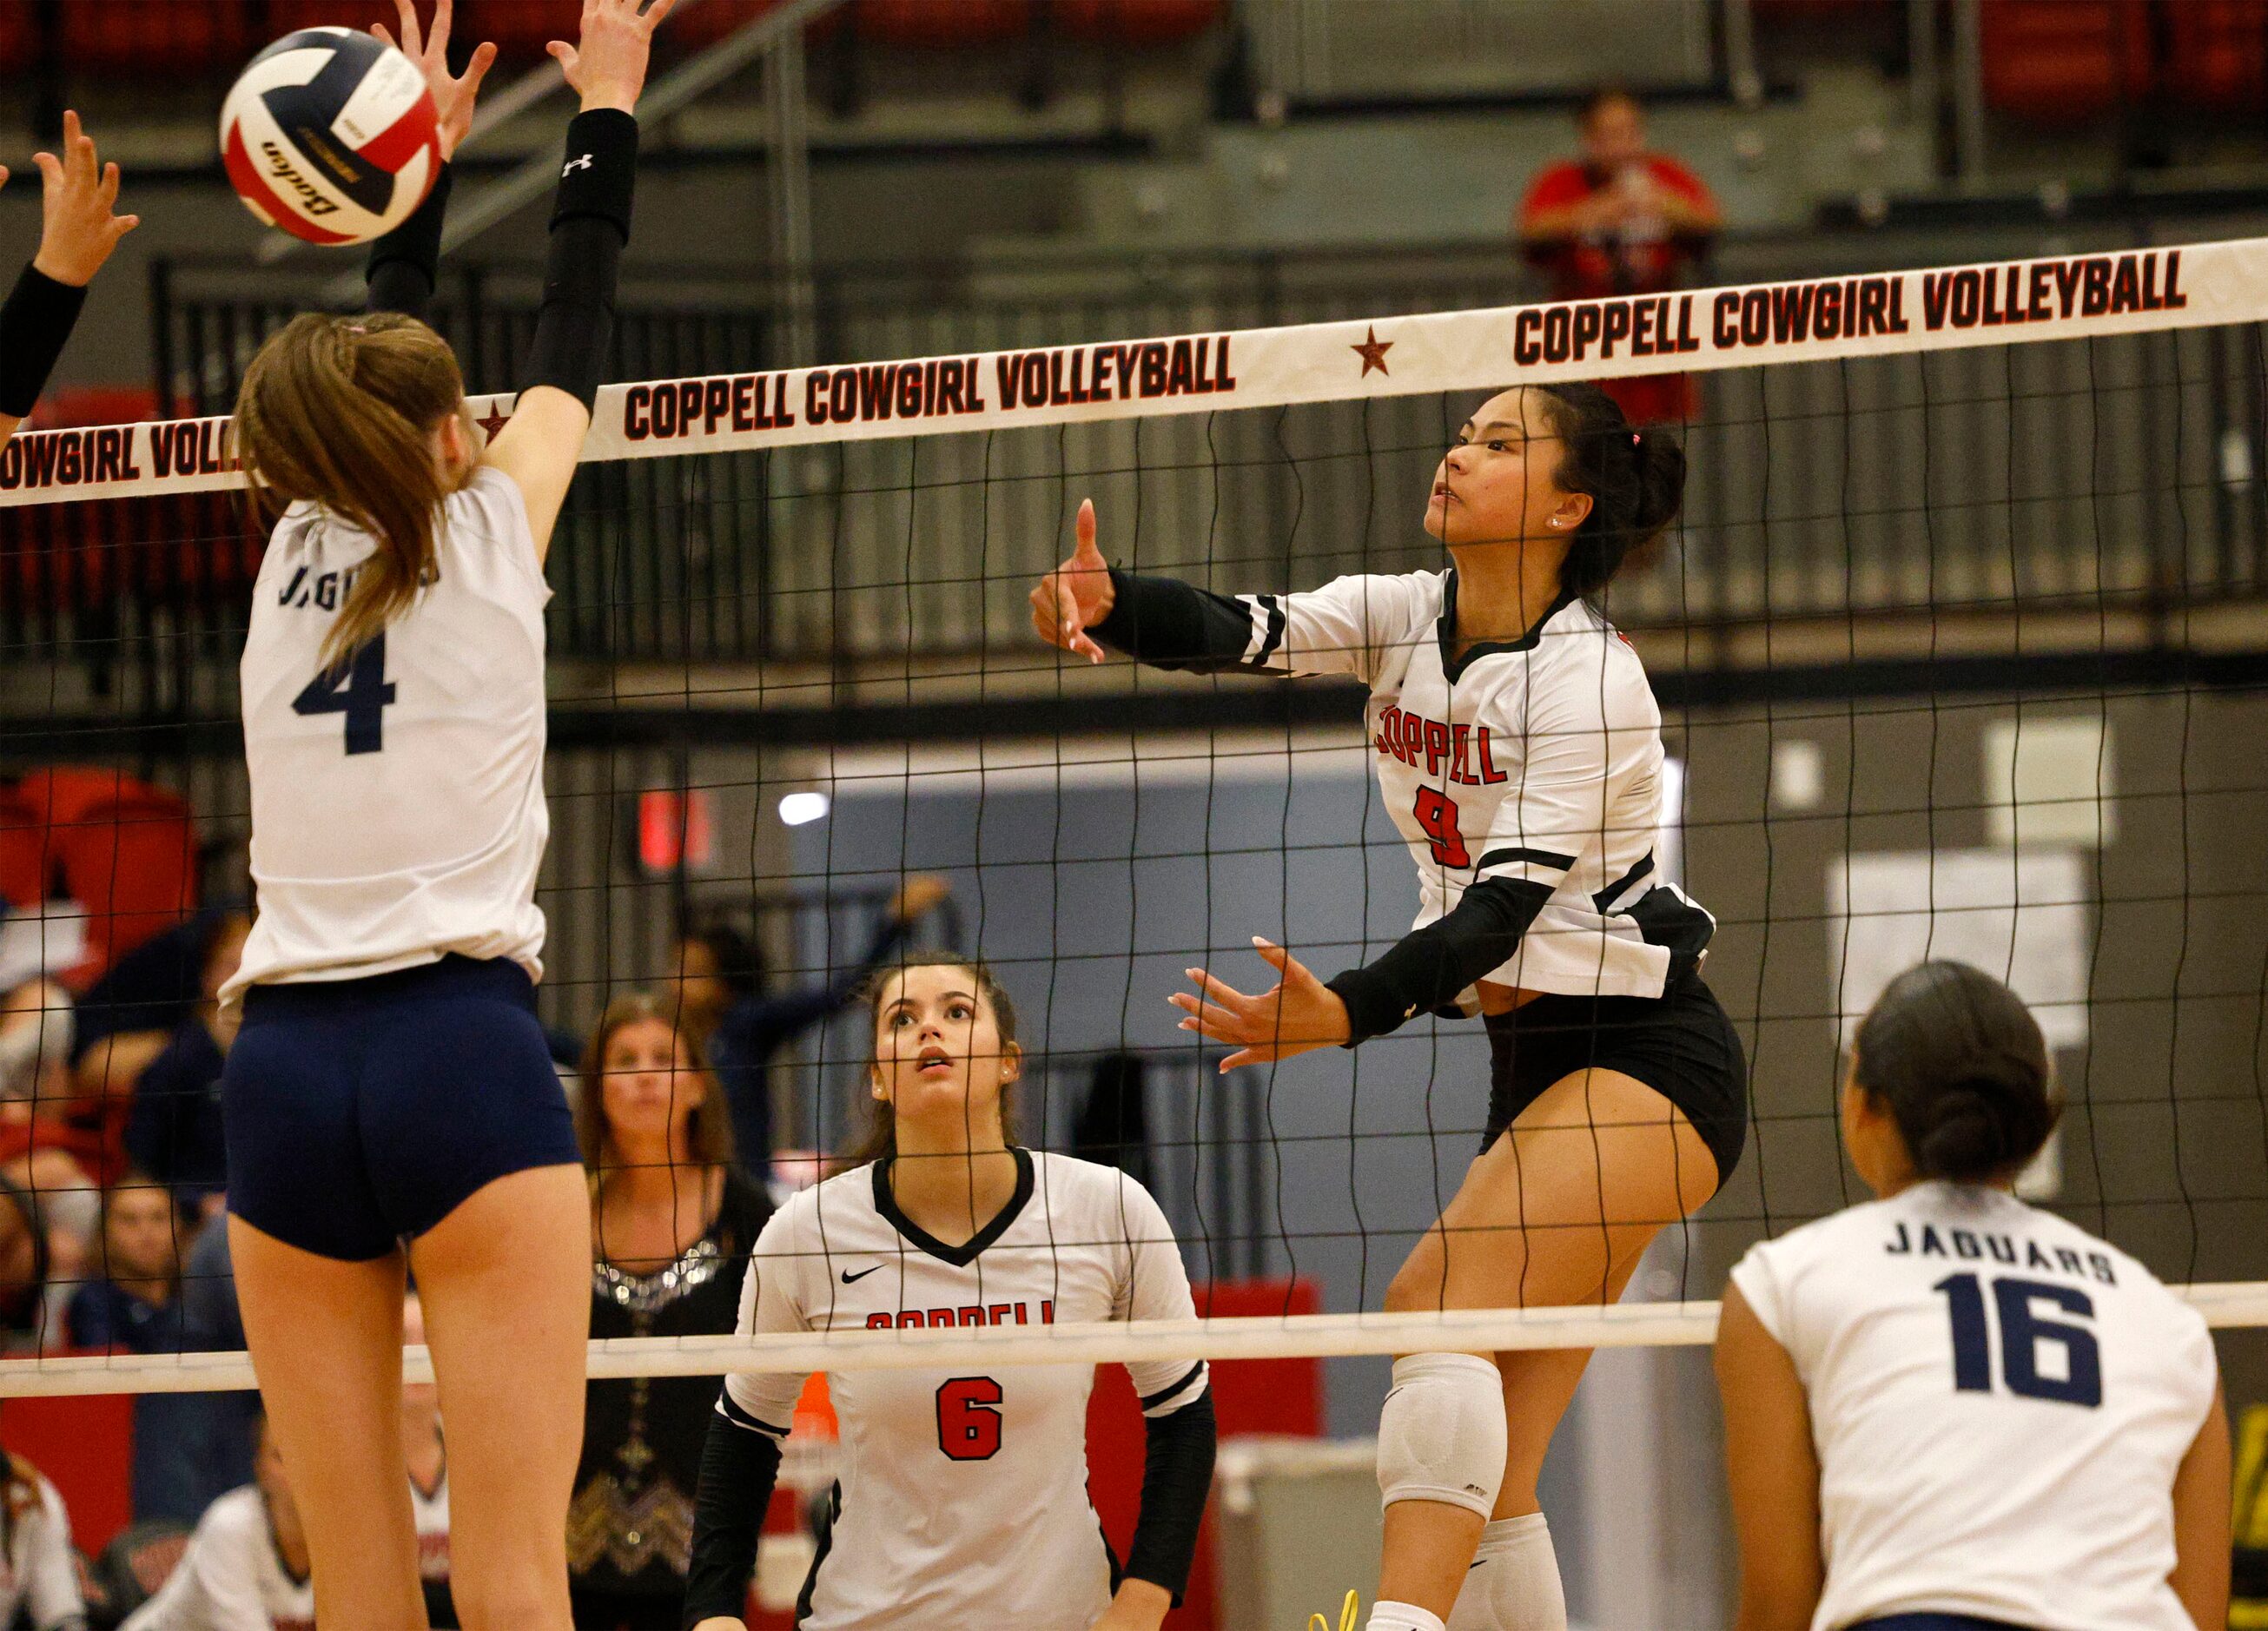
top-left (1631, 432), bottom-right (1642, 446)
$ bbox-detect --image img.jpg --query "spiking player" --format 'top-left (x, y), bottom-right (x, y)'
top-left (1717, 961), bottom-right (2229, 1631)
top-left (215, 3), bottom-right (669, 1626)
top-left (1031, 382), bottom-right (1747, 1631)
top-left (0, 110), bottom-right (137, 453)
top-left (685, 956), bottom-right (1217, 1631)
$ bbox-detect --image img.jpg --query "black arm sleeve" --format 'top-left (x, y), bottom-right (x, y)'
top-left (1122, 1390), bottom-right (1217, 1603)
top-left (0, 263), bottom-right (86, 419)
top-left (524, 109), bottom-right (637, 408)
top-left (682, 1397), bottom-right (785, 1628)
top-left (365, 164), bottom-right (453, 320)
top-left (1088, 569), bottom-right (1263, 674)
top-left (1325, 877), bottom-right (1554, 1046)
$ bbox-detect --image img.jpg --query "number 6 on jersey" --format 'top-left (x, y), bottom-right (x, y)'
top-left (936, 1377), bottom-right (1003, 1460)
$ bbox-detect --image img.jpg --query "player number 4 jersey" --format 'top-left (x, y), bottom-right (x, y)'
top-left (722, 1150), bottom-right (1208, 1631)
top-left (1730, 1182), bottom-right (2218, 1631)
top-left (1236, 569), bottom-right (1711, 1000)
top-left (224, 468), bottom-right (552, 1006)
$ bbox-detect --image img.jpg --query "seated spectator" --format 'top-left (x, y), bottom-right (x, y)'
top-left (120, 1413), bottom-right (313, 1631)
top-left (64, 1175), bottom-right (187, 1354)
top-left (0, 980), bottom-right (73, 1111)
top-left (0, 1441), bottom-right (85, 1630)
top-left (571, 995), bottom-right (770, 1630)
top-left (122, 914), bottom-right (247, 1220)
top-left (672, 875), bottom-right (950, 1169)
top-left (70, 908), bottom-right (250, 1108)
top-left (1518, 86), bottom-right (1719, 424)
top-left (170, 1217), bottom-right (259, 1515)
top-left (0, 1144), bottom-right (98, 1353)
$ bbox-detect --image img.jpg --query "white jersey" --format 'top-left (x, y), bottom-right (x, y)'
top-left (1236, 571), bottom-right (1709, 1000)
top-left (224, 467), bottom-right (551, 1005)
top-left (1730, 1182), bottom-right (2218, 1631)
top-left (122, 1486), bottom-right (314, 1631)
top-left (721, 1150), bottom-right (1209, 1631)
top-left (0, 1469), bottom-right (83, 1631)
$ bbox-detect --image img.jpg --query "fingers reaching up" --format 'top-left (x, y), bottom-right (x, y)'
top-left (31, 112), bottom-right (137, 288)
top-left (374, 0), bottom-right (499, 162)
top-left (1028, 497), bottom-right (1116, 662)
top-left (550, 0), bottom-right (677, 115)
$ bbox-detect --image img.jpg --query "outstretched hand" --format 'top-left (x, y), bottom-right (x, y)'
top-left (31, 112), bottom-right (137, 288)
top-left (1170, 938), bottom-right (1352, 1072)
top-left (1028, 497), bottom-right (1115, 663)
top-left (374, 0), bottom-right (498, 162)
top-left (552, 0), bottom-right (676, 116)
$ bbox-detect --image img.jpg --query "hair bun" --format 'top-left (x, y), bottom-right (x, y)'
top-left (1914, 1085), bottom-right (2013, 1180)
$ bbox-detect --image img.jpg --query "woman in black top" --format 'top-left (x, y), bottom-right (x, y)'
top-left (570, 995), bottom-right (772, 1631)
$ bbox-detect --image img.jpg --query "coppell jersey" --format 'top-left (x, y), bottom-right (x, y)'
top-left (1238, 570), bottom-right (1712, 1000)
top-left (1730, 1181), bottom-right (2218, 1631)
top-left (226, 468), bottom-right (550, 1005)
top-left (720, 1150), bottom-right (1208, 1631)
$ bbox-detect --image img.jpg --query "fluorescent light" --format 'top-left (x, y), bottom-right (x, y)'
top-left (778, 792), bottom-right (830, 827)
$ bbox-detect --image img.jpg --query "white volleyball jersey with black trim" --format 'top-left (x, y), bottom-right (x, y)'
top-left (1731, 1182), bottom-right (2218, 1631)
top-left (223, 467), bottom-right (551, 1007)
top-left (1240, 569), bottom-right (1709, 1000)
top-left (719, 1149), bottom-right (1208, 1631)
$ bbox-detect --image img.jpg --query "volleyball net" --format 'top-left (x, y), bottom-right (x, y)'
top-left (3, 238), bottom-right (2268, 1398)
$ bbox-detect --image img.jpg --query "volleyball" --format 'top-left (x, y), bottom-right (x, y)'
top-left (218, 28), bottom-right (440, 247)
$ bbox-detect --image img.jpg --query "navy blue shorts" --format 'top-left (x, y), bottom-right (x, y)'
top-left (1483, 972), bottom-right (1749, 1192)
top-left (1848, 1617), bottom-right (2033, 1630)
top-left (223, 956), bottom-right (579, 1262)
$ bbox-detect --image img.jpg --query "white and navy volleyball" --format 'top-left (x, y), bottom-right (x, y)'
top-left (219, 28), bottom-right (440, 246)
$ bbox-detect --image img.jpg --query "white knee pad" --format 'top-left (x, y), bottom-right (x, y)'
top-left (1376, 1352), bottom-right (1506, 1519)
top-left (1448, 1514), bottom-right (1566, 1631)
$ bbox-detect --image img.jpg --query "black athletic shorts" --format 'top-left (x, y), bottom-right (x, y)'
top-left (224, 955), bottom-right (578, 1261)
top-left (1848, 1616), bottom-right (2034, 1630)
top-left (1483, 972), bottom-right (1748, 1192)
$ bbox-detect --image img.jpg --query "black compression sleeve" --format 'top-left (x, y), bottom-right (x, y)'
top-left (1088, 569), bottom-right (1260, 674)
top-left (682, 1399), bottom-right (784, 1628)
top-left (1325, 877), bottom-right (1554, 1046)
top-left (365, 164), bottom-right (453, 320)
top-left (1123, 1391), bottom-right (1217, 1602)
top-left (525, 109), bottom-right (637, 409)
top-left (0, 263), bottom-right (86, 419)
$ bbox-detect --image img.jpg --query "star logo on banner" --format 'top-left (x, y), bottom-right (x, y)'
top-left (476, 401), bottom-right (513, 442)
top-left (1352, 325), bottom-right (1394, 377)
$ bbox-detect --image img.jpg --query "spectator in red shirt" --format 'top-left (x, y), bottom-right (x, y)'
top-left (1518, 88), bottom-right (1719, 425)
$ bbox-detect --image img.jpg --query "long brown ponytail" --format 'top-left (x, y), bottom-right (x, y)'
top-left (234, 312), bottom-right (466, 666)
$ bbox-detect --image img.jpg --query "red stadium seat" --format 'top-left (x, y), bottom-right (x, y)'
top-left (2165, 0), bottom-right (2268, 112)
top-left (0, 5), bottom-right (34, 76)
top-left (259, 2), bottom-right (398, 41)
top-left (17, 768), bottom-right (198, 988)
top-left (1051, 0), bottom-right (1221, 44)
top-left (3, 1391), bottom-right (135, 1555)
top-left (58, 1), bottom-right (249, 74)
top-left (854, 0), bottom-right (1032, 47)
top-left (1980, 0), bottom-right (2153, 123)
top-left (462, 0), bottom-right (583, 59)
top-left (0, 791), bottom-right (47, 911)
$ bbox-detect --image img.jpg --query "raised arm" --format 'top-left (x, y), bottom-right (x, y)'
top-left (363, 0), bottom-right (495, 320)
top-left (482, 0), bottom-right (672, 558)
top-left (0, 113), bottom-right (136, 451)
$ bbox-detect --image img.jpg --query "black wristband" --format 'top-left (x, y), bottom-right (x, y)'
top-left (553, 108), bottom-right (638, 240)
top-left (367, 163), bottom-right (453, 320)
top-left (0, 263), bottom-right (87, 419)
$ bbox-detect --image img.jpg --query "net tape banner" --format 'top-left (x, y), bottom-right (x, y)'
top-left (0, 236), bottom-right (2249, 509)
top-left (9, 1283), bottom-right (2266, 1397)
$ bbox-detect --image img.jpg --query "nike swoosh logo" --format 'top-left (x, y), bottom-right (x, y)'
top-left (840, 1265), bottom-right (883, 1284)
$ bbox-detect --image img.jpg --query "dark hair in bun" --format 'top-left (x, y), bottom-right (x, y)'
top-left (1853, 961), bottom-right (2059, 1184)
top-left (1530, 382), bottom-right (1686, 598)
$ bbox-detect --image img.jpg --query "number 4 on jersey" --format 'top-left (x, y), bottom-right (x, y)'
top-left (293, 636), bottom-right (397, 756)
